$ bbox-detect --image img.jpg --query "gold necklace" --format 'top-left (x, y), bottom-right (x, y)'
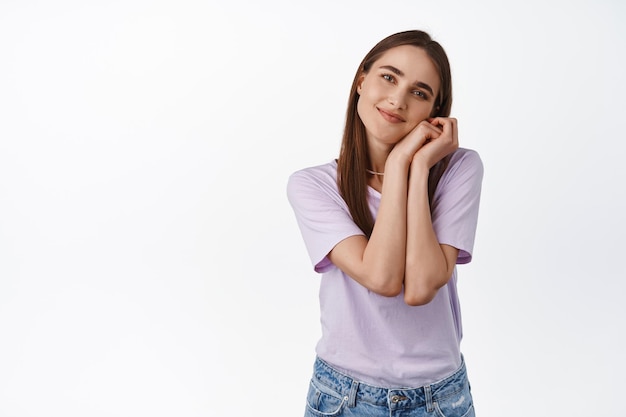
top-left (366, 169), bottom-right (384, 176)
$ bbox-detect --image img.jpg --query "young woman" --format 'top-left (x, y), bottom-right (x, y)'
top-left (287, 30), bottom-right (483, 417)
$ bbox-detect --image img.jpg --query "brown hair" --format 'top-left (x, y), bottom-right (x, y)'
top-left (337, 30), bottom-right (453, 237)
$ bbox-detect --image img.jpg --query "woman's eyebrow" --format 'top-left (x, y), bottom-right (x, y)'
top-left (379, 65), bottom-right (434, 96)
top-left (379, 65), bottom-right (404, 76)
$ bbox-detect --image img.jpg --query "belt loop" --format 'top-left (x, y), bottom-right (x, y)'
top-left (348, 380), bottom-right (359, 408)
top-left (424, 385), bottom-right (434, 412)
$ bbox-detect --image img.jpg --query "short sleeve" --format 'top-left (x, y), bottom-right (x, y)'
top-left (431, 149), bottom-right (484, 264)
top-left (287, 166), bottom-right (365, 273)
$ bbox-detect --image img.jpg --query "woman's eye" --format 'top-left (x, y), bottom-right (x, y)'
top-left (382, 74), bottom-right (394, 82)
top-left (412, 90), bottom-right (427, 99)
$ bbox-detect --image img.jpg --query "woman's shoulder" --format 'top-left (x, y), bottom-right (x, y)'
top-left (440, 148), bottom-right (484, 188)
top-left (288, 160), bottom-right (338, 186)
top-left (447, 147), bottom-right (483, 174)
top-left (287, 160), bottom-right (340, 201)
top-left (450, 147), bottom-right (481, 164)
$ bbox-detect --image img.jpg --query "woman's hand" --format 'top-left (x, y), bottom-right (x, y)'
top-left (387, 119), bottom-right (445, 166)
top-left (411, 117), bottom-right (458, 169)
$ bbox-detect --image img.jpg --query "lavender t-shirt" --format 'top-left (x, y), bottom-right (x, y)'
top-left (287, 148), bottom-right (483, 388)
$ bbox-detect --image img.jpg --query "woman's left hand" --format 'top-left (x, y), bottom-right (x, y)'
top-left (412, 117), bottom-right (458, 169)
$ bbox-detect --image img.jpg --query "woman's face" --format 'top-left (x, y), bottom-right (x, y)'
top-left (356, 45), bottom-right (440, 147)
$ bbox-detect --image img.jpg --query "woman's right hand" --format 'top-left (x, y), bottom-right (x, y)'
top-left (411, 117), bottom-right (458, 170)
top-left (387, 120), bottom-right (444, 167)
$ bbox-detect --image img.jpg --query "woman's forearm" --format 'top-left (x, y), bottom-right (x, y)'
top-left (328, 157), bottom-right (410, 297)
top-left (403, 164), bottom-right (457, 305)
top-left (361, 160), bottom-right (410, 295)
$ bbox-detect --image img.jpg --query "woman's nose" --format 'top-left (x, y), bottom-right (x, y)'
top-left (387, 92), bottom-right (406, 109)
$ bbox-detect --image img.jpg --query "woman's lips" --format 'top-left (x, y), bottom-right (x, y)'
top-left (377, 108), bottom-right (405, 123)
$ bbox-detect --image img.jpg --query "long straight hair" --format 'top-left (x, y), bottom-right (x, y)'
top-left (337, 30), bottom-right (453, 237)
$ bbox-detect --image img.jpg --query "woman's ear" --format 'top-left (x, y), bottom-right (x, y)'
top-left (356, 73), bottom-right (365, 94)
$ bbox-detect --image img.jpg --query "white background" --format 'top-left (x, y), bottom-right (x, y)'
top-left (1, 1), bottom-right (625, 416)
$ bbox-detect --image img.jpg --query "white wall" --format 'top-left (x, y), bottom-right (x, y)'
top-left (1, 1), bottom-right (624, 415)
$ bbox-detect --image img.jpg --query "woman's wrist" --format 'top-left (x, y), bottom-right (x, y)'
top-left (382, 156), bottom-right (408, 177)
top-left (409, 154), bottom-right (431, 177)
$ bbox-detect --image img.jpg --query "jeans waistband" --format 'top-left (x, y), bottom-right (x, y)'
top-left (312, 356), bottom-right (469, 408)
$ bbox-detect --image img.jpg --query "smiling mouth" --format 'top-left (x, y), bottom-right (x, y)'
top-left (377, 108), bottom-right (405, 123)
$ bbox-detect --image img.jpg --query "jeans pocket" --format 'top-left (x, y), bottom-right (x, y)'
top-left (304, 378), bottom-right (347, 417)
top-left (434, 386), bottom-right (474, 417)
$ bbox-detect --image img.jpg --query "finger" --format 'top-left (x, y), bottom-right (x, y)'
top-left (428, 117), bottom-right (443, 128)
top-left (430, 117), bottom-right (457, 140)
top-left (429, 117), bottom-right (455, 129)
top-left (419, 119), bottom-right (442, 135)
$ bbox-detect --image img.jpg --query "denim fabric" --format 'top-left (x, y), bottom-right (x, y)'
top-left (304, 357), bottom-right (474, 417)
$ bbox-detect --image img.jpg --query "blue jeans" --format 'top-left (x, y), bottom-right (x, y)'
top-left (304, 357), bottom-right (475, 417)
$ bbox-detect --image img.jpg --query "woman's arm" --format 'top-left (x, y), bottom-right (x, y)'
top-left (403, 164), bottom-right (458, 305)
top-left (327, 121), bottom-right (445, 297)
top-left (327, 155), bottom-right (409, 297)
top-left (404, 117), bottom-right (460, 306)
